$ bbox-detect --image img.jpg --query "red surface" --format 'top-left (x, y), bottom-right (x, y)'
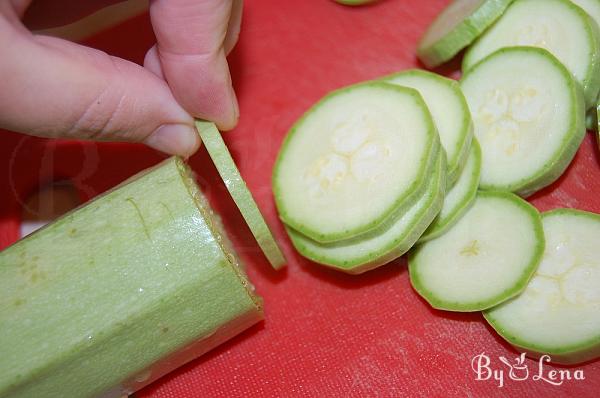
top-left (2, 1), bottom-right (600, 396)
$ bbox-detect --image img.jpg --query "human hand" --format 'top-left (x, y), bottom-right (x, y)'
top-left (1, 0), bottom-right (242, 156)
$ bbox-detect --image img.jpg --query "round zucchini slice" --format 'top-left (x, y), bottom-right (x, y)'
top-left (485, 209), bottom-right (600, 365)
top-left (409, 191), bottom-right (545, 312)
top-left (273, 82), bottom-right (438, 243)
top-left (460, 46), bottom-right (585, 197)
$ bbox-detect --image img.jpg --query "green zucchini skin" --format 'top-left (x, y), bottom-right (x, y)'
top-left (196, 120), bottom-right (286, 270)
top-left (0, 157), bottom-right (262, 398)
top-left (417, 0), bottom-right (515, 68)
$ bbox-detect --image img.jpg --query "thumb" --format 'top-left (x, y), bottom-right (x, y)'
top-left (0, 21), bottom-right (200, 156)
top-left (149, 0), bottom-right (240, 131)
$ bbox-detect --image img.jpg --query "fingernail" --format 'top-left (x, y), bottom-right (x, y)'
top-left (145, 124), bottom-right (199, 157)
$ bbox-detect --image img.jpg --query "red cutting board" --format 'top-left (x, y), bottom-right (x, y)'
top-left (2, 1), bottom-right (600, 397)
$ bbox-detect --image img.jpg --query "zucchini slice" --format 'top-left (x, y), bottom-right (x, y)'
top-left (463, 0), bottom-right (600, 108)
top-left (485, 209), bottom-right (600, 365)
top-left (273, 83), bottom-right (439, 243)
top-left (460, 46), bottom-right (585, 197)
top-left (419, 138), bottom-right (481, 243)
top-left (286, 149), bottom-right (446, 274)
top-left (196, 121), bottom-right (286, 270)
top-left (409, 191), bottom-right (545, 312)
top-left (417, 0), bottom-right (515, 68)
top-left (383, 69), bottom-right (473, 186)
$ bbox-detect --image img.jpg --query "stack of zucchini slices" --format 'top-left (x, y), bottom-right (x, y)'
top-left (273, 0), bottom-right (600, 364)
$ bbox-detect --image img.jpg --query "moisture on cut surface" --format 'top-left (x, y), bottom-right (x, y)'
top-left (485, 210), bottom-right (600, 363)
top-left (274, 83), bottom-right (436, 242)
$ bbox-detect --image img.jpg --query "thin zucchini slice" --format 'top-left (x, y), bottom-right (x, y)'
top-left (463, 0), bottom-right (600, 108)
top-left (485, 209), bottom-right (600, 365)
top-left (417, 0), bottom-right (515, 68)
top-left (418, 138), bottom-right (481, 243)
top-left (273, 83), bottom-right (438, 243)
top-left (286, 149), bottom-right (446, 274)
top-left (460, 46), bottom-right (586, 197)
top-left (409, 191), bottom-right (545, 312)
top-left (196, 121), bottom-right (286, 270)
top-left (383, 69), bottom-right (473, 186)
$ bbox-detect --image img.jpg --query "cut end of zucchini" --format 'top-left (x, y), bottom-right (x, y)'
top-left (196, 120), bottom-right (287, 270)
top-left (409, 191), bottom-right (544, 312)
top-left (273, 82), bottom-right (438, 243)
top-left (461, 46), bottom-right (586, 197)
top-left (0, 157), bottom-right (263, 398)
top-left (484, 209), bottom-right (600, 365)
top-left (417, 0), bottom-right (514, 68)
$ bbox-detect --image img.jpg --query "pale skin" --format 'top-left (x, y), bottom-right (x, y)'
top-left (0, 0), bottom-right (243, 157)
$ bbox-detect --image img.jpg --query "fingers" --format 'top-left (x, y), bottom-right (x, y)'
top-left (143, 44), bottom-right (165, 79)
top-left (0, 19), bottom-right (200, 156)
top-left (149, 0), bottom-right (239, 131)
top-left (224, 0), bottom-right (243, 55)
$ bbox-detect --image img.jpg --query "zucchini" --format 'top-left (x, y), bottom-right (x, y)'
top-left (0, 157), bottom-right (263, 398)
top-left (463, 0), bottom-right (600, 108)
top-left (409, 191), bottom-right (545, 312)
top-left (485, 209), bottom-right (600, 364)
top-left (196, 121), bottom-right (286, 270)
top-left (419, 138), bottom-right (481, 243)
top-left (417, 0), bottom-right (515, 68)
top-left (460, 46), bottom-right (586, 197)
top-left (383, 69), bottom-right (473, 186)
top-left (286, 148), bottom-right (445, 274)
top-left (273, 82), bottom-right (439, 243)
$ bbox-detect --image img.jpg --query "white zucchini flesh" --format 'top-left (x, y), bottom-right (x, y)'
top-left (485, 209), bottom-right (600, 365)
top-left (273, 83), bottom-right (438, 243)
top-left (286, 149), bottom-right (446, 274)
top-left (409, 191), bottom-right (544, 312)
top-left (417, 0), bottom-right (515, 68)
top-left (460, 46), bottom-right (585, 197)
top-left (418, 138), bottom-right (481, 243)
top-left (462, 0), bottom-right (600, 108)
top-left (383, 69), bottom-right (473, 186)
